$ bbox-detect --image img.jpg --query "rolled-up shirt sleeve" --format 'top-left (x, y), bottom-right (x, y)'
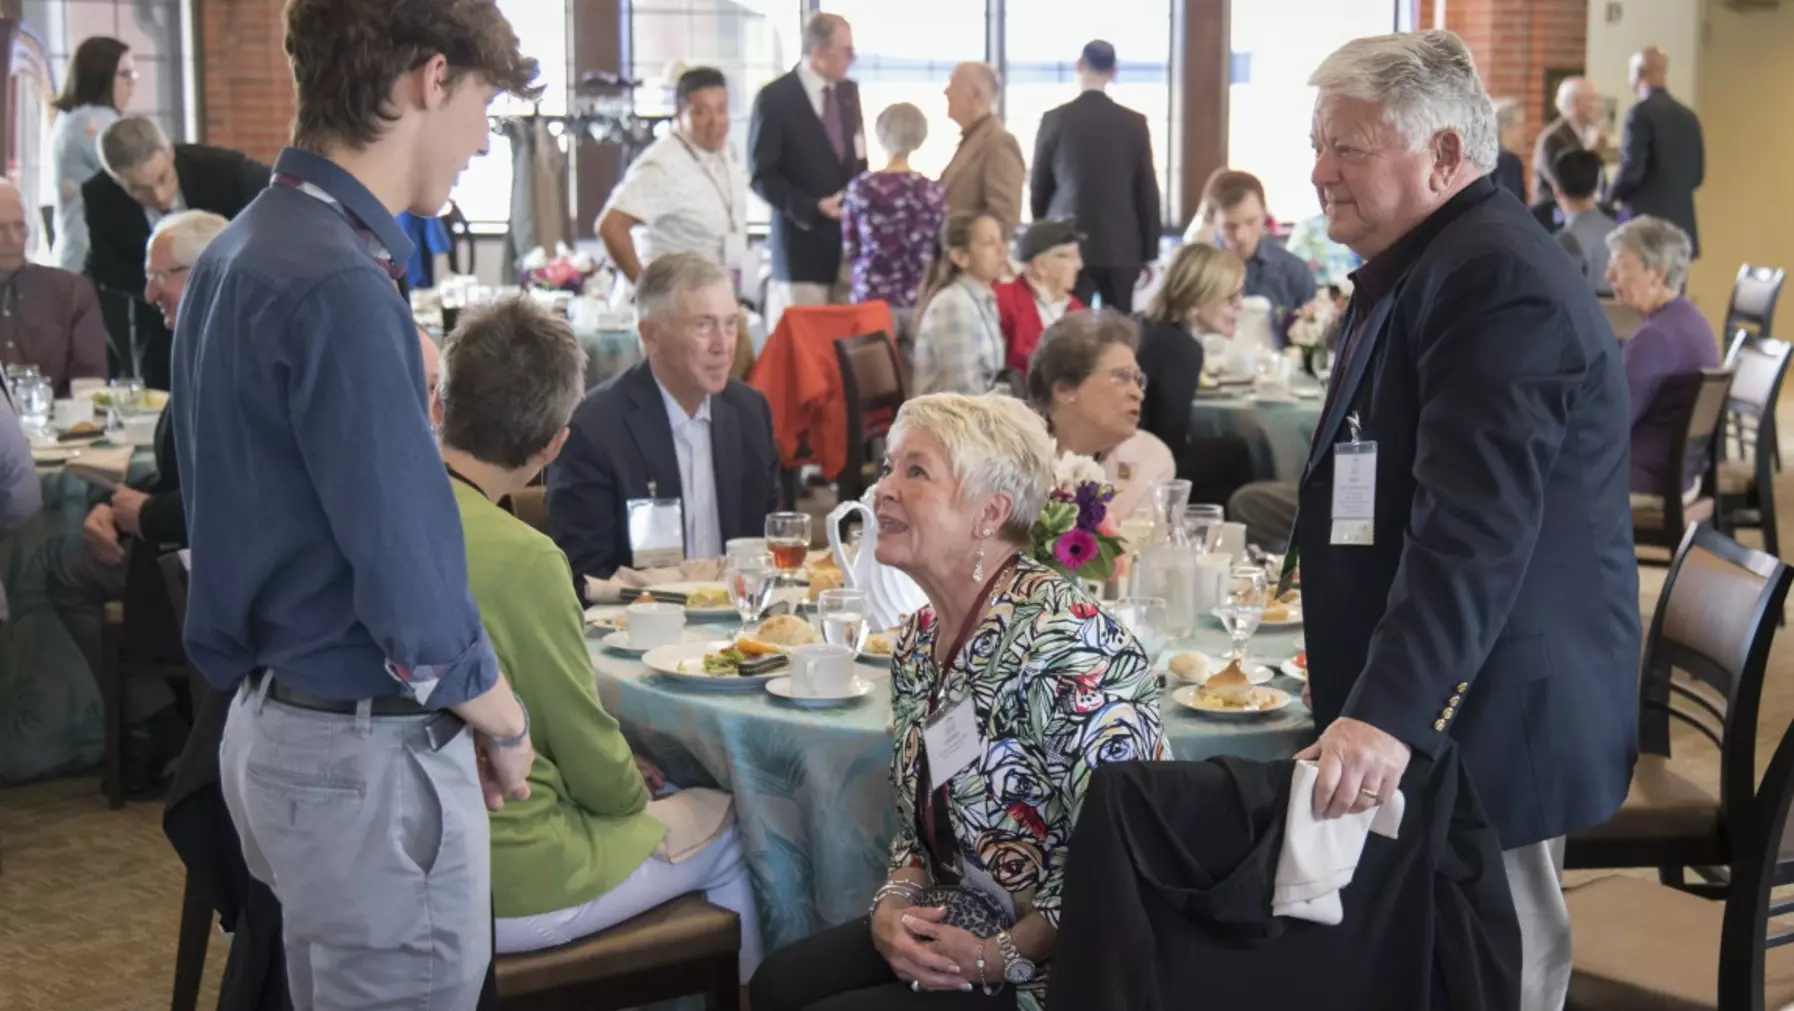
top-left (284, 272), bottom-right (498, 708)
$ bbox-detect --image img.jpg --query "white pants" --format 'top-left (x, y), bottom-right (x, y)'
top-left (764, 279), bottom-right (848, 336)
top-left (1502, 836), bottom-right (1571, 1011)
top-left (494, 822), bottom-right (764, 981)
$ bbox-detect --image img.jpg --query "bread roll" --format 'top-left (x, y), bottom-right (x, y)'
top-left (755, 614), bottom-right (821, 647)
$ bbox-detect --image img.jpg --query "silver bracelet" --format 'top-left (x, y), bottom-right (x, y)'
top-left (868, 881), bottom-right (923, 918)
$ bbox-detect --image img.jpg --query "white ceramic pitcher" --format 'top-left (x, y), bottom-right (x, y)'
top-left (827, 489), bottom-right (927, 632)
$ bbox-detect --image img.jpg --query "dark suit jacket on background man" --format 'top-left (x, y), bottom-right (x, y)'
top-left (1030, 91), bottom-right (1161, 313)
top-left (83, 144), bottom-right (269, 389)
top-left (545, 361), bottom-right (780, 592)
top-left (1295, 176), bottom-right (1639, 850)
top-left (1610, 89), bottom-right (1704, 256)
top-left (748, 70), bottom-right (867, 287)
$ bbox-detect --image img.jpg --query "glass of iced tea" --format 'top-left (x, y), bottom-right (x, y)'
top-left (764, 512), bottom-right (812, 582)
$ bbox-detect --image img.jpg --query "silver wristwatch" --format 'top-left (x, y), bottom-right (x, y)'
top-left (996, 929), bottom-right (1035, 984)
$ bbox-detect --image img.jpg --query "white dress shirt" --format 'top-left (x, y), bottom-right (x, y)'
top-left (604, 130), bottom-right (749, 270)
top-left (794, 60), bottom-right (830, 119)
top-left (1026, 275), bottom-right (1072, 329)
top-left (656, 377), bottom-right (723, 561)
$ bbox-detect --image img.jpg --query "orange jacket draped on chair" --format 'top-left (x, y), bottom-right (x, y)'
top-left (748, 301), bottom-right (895, 480)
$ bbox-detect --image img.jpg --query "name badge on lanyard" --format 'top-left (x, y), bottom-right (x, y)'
top-left (626, 481), bottom-right (687, 569)
top-left (1330, 411), bottom-right (1377, 546)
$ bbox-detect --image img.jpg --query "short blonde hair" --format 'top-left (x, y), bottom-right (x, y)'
top-left (887, 393), bottom-right (1054, 543)
top-left (1144, 243), bottom-right (1245, 326)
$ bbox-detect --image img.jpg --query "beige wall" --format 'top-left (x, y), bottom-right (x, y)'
top-left (1685, 2), bottom-right (1794, 330)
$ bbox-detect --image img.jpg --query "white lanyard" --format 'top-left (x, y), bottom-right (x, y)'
top-left (671, 133), bottom-right (737, 231)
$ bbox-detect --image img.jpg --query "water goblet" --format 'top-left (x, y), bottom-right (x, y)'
top-left (726, 551), bottom-right (775, 636)
top-left (818, 588), bottom-right (869, 654)
top-left (1218, 565), bottom-right (1268, 662)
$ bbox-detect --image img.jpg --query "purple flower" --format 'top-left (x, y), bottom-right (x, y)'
top-left (1074, 482), bottom-right (1108, 530)
top-left (1054, 528), bottom-right (1100, 570)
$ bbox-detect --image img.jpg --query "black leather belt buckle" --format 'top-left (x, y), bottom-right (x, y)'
top-left (422, 712), bottom-right (465, 752)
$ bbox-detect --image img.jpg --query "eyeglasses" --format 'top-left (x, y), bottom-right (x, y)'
top-left (146, 265), bottom-right (190, 286)
top-left (1104, 367), bottom-right (1149, 390)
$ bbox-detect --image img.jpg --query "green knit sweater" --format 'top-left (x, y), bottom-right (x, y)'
top-left (453, 481), bottom-right (666, 919)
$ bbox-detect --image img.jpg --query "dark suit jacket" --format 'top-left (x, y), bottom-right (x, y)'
top-left (83, 144), bottom-right (270, 389)
top-left (1491, 148), bottom-right (1526, 204)
top-left (546, 362), bottom-right (780, 590)
top-left (1530, 117), bottom-right (1583, 205)
top-left (122, 410), bottom-right (185, 662)
top-left (748, 70), bottom-right (867, 284)
top-left (1055, 754), bottom-right (1520, 1011)
top-left (1295, 176), bottom-right (1640, 849)
top-left (1609, 89), bottom-right (1704, 255)
top-left (1030, 91), bottom-right (1161, 268)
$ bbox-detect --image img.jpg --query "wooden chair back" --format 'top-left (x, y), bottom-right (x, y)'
top-left (834, 330), bottom-right (906, 504)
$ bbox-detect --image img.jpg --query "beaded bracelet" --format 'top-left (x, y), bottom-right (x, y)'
top-left (867, 881), bottom-right (924, 918)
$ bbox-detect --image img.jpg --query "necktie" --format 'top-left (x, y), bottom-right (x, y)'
top-left (822, 85), bottom-right (847, 162)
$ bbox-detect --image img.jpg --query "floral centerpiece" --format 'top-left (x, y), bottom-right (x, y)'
top-left (1285, 294), bottom-right (1345, 378)
top-left (519, 245), bottom-right (602, 295)
top-left (1030, 453), bottom-right (1126, 583)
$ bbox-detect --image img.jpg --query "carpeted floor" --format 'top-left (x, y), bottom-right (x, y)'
top-left (4, 465), bottom-right (1792, 1010)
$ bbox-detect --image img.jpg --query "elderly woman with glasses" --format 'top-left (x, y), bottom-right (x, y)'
top-left (842, 102), bottom-right (947, 342)
top-left (1026, 311), bottom-right (1172, 521)
top-left (1604, 215), bottom-right (1718, 504)
top-left (750, 393), bottom-right (1164, 1011)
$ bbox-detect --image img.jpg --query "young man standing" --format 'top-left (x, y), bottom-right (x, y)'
top-left (171, 2), bottom-right (541, 1005)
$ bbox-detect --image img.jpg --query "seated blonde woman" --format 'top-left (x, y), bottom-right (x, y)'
top-left (1026, 310), bottom-right (1173, 521)
top-left (432, 297), bottom-right (762, 977)
top-left (750, 393), bottom-right (1165, 1011)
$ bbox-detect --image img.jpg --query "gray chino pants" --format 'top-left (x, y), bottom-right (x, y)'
top-left (221, 677), bottom-right (490, 1010)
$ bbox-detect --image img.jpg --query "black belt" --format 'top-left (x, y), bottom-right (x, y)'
top-left (250, 669), bottom-right (431, 716)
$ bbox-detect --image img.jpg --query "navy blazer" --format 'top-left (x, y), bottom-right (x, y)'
top-left (1296, 178), bottom-right (1640, 849)
top-left (1609, 89), bottom-right (1704, 256)
top-left (1029, 91), bottom-right (1161, 269)
top-left (546, 362), bottom-right (780, 592)
top-left (748, 70), bottom-right (867, 285)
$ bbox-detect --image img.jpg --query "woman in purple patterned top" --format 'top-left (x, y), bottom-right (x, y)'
top-left (842, 103), bottom-right (947, 324)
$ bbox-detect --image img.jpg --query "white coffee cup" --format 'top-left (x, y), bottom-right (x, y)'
top-left (625, 601), bottom-right (685, 650)
top-left (124, 415), bottom-right (159, 446)
top-left (53, 398), bottom-right (94, 427)
top-left (726, 537), bottom-right (768, 559)
top-left (1192, 552), bottom-right (1233, 612)
top-left (69, 378), bottom-right (106, 400)
top-left (788, 643), bottom-right (855, 697)
top-left (1214, 522), bottom-right (1248, 559)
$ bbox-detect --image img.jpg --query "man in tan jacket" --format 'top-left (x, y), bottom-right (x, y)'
top-left (939, 62), bottom-right (1026, 240)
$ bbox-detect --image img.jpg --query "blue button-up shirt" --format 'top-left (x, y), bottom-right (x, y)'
top-left (171, 148), bottom-right (498, 707)
top-left (1236, 237), bottom-right (1318, 348)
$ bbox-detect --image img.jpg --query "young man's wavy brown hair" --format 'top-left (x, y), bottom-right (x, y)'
top-left (283, 0), bottom-right (543, 152)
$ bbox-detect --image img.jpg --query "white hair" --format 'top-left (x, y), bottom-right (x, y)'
top-left (1309, 30), bottom-right (1499, 175)
top-left (1555, 76), bottom-right (1590, 118)
top-left (887, 393), bottom-right (1055, 543)
top-left (1605, 216), bottom-right (1693, 292)
top-left (954, 62), bottom-right (1001, 105)
top-left (149, 210), bottom-right (228, 267)
top-left (876, 103), bottom-right (929, 158)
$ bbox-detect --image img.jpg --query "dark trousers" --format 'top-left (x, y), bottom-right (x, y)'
top-left (750, 918), bottom-right (1021, 1011)
top-left (1073, 265), bottom-right (1140, 314)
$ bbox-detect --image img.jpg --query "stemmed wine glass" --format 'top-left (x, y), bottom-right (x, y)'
top-left (1218, 565), bottom-right (1267, 662)
top-left (765, 512), bottom-right (812, 587)
top-left (818, 588), bottom-right (869, 654)
top-left (726, 551), bottom-right (775, 636)
top-left (1111, 596), bottom-right (1169, 666)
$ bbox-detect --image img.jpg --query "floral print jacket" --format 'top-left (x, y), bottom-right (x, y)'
top-left (888, 557), bottom-right (1165, 1007)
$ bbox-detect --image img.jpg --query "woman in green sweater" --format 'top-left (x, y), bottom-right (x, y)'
top-left (432, 296), bottom-right (762, 976)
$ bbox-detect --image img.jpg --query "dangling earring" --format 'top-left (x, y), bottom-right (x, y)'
top-left (972, 527), bottom-right (993, 583)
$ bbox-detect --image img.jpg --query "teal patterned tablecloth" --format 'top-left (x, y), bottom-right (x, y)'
top-left (590, 621), bottom-right (1314, 952)
top-left (1188, 392), bottom-right (1326, 482)
top-left (0, 461), bottom-right (152, 784)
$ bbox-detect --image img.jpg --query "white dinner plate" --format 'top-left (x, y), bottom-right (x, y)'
top-left (640, 641), bottom-right (782, 691)
top-left (657, 581), bottom-right (742, 620)
top-left (30, 446), bottom-right (80, 465)
top-left (1158, 650), bottom-right (1274, 685)
top-left (599, 629), bottom-right (717, 655)
top-left (765, 675), bottom-right (873, 708)
top-left (1212, 607), bottom-right (1304, 630)
top-left (1279, 658), bottom-right (1308, 682)
top-left (584, 605), bottom-right (628, 635)
top-left (1170, 683), bottom-right (1295, 717)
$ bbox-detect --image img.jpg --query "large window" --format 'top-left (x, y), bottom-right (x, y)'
top-left (449, 0), bottom-right (570, 225)
top-left (1227, 0), bottom-right (1403, 223)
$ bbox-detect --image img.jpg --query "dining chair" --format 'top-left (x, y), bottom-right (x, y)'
top-left (1725, 263), bottom-right (1786, 340)
top-left (1716, 333), bottom-right (1791, 559)
top-left (510, 485), bottom-right (550, 536)
top-left (833, 330), bottom-right (906, 505)
top-left (156, 551), bottom-right (216, 1011)
top-left (1632, 368), bottom-right (1734, 561)
top-left (495, 893), bottom-right (741, 1010)
top-left (99, 544), bottom-right (203, 810)
top-left (1565, 716), bottom-right (1794, 1010)
top-left (1565, 524), bottom-right (1792, 894)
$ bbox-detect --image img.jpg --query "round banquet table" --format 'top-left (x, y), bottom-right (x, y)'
top-left (1187, 390), bottom-right (1326, 483)
top-left (589, 618), bottom-right (1313, 952)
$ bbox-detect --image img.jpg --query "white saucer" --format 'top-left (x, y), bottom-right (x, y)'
top-left (1279, 659), bottom-right (1308, 682)
top-left (599, 629), bottom-right (713, 655)
top-left (765, 675), bottom-right (873, 708)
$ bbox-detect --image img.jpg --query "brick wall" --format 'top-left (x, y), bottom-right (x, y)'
top-left (198, 0), bottom-right (294, 163)
top-left (1431, 0), bottom-right (1590, 200)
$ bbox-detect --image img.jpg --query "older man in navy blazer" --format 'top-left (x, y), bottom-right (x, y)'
top-left (547, 253), bottom-right (779, 593)
top-left (1295, 33), bottom-right (1638, 1011)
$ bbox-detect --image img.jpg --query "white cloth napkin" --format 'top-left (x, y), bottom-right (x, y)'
top-left (583, 558), bottom-right (726, 604)
top-left (1272, 759), bottom-right (1406, 925)
top-left (64, 443), bottom-right (135, 490)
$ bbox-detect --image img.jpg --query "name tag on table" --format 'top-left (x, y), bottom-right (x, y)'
top-left (1330, 441), bottom-right (1377, 546)
top-left (627, 497), bottom-right (686, 570)
top-left (924, 698), bottom-right (980, 791)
